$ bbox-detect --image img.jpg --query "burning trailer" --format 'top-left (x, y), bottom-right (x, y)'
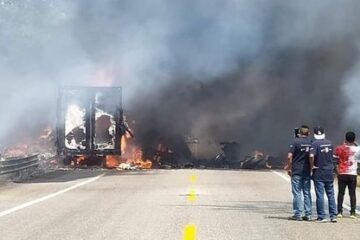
top-left (56, 87), bottom-right (128, 168)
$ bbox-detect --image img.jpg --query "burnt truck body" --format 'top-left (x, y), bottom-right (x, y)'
top-left (57, 87), bottom-right (124, 165)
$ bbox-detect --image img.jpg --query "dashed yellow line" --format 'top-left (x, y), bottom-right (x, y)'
top-left (183, 224), bottom-right (196, 240)
top-left (183, 174), bottom-right (198, 239)
top-left (187, 188), bottom-right (197, 202)
top-left (189, 174), bottom-right (197, 183)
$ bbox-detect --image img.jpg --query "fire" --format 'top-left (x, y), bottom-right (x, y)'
top-left (2, 126), bottom-right (55, 158)
top-left (118, 129), bottom-right (152, 169)
top-left (72, 155), bottom-right (86, 166)
top-left (105, 155), bottom-right (121, 168)
top-left (131, 148), bottom-right (152, 169)
top-left (63, 127), bottom-right (152, 169)
top-left (2, 144), bottom-right (30, 158)
top-left (121, 130), bottom-right (132, 153)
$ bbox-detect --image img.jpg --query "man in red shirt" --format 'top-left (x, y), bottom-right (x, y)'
top-left (334, 131), bottom-right (360, 218)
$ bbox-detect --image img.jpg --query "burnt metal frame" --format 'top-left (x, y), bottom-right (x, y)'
top-left (56, 87), bottom-right (124, 157)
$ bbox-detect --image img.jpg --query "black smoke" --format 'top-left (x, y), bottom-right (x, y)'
top-left (132, 39), bottom-right (358, 160)
top-left (1, 0), bottom-right (360, 161)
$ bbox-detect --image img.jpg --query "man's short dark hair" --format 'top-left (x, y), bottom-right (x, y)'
top-left (345, 131), bottom-right (356, 143)
top-left (300, 125), bottom-right (310, 136)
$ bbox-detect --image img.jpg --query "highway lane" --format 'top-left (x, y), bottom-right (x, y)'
top-left (0, 169), bottom-right (359, 240)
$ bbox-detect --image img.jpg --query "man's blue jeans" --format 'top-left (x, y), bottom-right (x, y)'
top-left (313, 180), bottom-right (337, 219)
top-left (291, 174), bottom-right (312, 217)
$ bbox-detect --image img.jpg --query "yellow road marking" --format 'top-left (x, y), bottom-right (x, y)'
top-left (183, 224), bottom-right (196, 240)
top-left (189, 174), bottom-right (197, 183)
top-left (183, 174), bottom-right (197, 239)
top-left (187, 188), bottom-right (197, 202)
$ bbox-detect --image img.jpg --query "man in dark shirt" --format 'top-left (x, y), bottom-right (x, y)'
top-left (310, 126), bottom-right (337, 223)
top-left (285, 125), bottom-right (312, 221)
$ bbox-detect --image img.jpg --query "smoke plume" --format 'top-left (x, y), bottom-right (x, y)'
top-left (1, 0), bottom-right (360, 159)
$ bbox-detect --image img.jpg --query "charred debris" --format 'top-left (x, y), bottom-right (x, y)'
top-left (1, 86), bottom-right (280, 170)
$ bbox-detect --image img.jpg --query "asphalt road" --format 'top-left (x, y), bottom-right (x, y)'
top-left (0, 169), bottom-right (359, 240)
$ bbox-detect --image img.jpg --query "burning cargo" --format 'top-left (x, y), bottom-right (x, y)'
top-left (56, 87), bottom-right (126, 167)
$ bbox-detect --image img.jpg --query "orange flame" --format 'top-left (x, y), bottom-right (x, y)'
top-left (105, 155), bottom-right (121, 168)
top-left (72, 155), bottom-right (86, 166)
top-left (120, 131), bottom-right (152, 169)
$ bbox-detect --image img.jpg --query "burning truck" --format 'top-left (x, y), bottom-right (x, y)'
top-left (56, 87), bottom-right (142, 168)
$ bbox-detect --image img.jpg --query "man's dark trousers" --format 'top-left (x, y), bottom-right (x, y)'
top-left (337, 174), bottom-right (357, 215)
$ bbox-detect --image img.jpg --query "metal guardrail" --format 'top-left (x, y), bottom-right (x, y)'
top-left (0, 155), bottom-right (39, 175)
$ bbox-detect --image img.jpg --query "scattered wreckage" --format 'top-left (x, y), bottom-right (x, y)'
top-left (211, 142), bottom-right (278, 169)
top-left (1, 86), bottom-right (281, 172)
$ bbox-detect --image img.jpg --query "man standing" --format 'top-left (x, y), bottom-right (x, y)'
top-left (285, 125), bottom-right (312, 221)
top-left (310, 126), bottom-right (337, 223)
top-left (334, 131), bottom-right (360, 218)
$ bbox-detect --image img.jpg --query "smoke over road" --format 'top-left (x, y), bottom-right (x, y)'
top-left (1, 0), bottom-right (360, 159)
